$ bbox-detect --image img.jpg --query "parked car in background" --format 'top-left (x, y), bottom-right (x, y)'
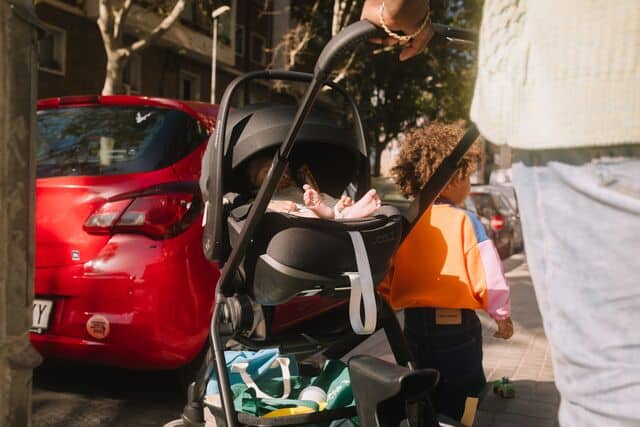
top-left (372, 178), bottom-right (523, 260)
top-left (32, 95), bottom-right (344, 372)
top-left (467, 185), bottom-right (523, 259)
top-left (490, 184), bottom-right (519, 215)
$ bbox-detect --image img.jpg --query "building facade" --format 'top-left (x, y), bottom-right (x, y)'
top-left (35, 0), bottom-right (291, 104)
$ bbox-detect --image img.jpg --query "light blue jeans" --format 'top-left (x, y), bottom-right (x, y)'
top-left (512, 147), bottom-right (640, 427)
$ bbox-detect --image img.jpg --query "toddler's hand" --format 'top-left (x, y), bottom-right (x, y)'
top-left (494, 318), bottom-right (514, 340)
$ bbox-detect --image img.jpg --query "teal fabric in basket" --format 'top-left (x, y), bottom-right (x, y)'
top-left (207, 350), bottom-right (355, 418)
top-left (206, 349), bottom-right (298, 395)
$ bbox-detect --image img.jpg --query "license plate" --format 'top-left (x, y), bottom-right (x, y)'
top-left (31, 299), bottom-right (53, 333)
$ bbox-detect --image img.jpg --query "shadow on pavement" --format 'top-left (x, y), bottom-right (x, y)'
top-left (33, 361), bottom-right (185, 426)
top-left (476, 379), bottom-right (560, 427)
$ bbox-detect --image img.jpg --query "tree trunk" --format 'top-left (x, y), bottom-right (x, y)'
top-left (0, 0), bottom-right (43, 425)
top-left (102, 51), bottom-right (127, 95)
top-left (97, 0), bottom-right (185, 96)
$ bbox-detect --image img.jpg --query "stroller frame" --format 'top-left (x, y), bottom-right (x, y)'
top-left (181, 21), bottom-right (478, 427)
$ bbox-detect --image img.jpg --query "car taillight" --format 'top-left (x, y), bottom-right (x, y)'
top-left (84, 193), bottom-right (195, 238)
top-left (84, 199), bottom-right (132, 234)
top-left (490, 214), bottom-right (505, 231)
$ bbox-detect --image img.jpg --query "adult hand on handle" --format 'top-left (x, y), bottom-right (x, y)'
top-left (361, 0), bottom-right (434, 61)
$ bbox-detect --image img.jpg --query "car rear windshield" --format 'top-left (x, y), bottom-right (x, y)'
top-left (470, 193), bottom-right (495, 218)
top-left (37, 106), bottom-right (208, 178)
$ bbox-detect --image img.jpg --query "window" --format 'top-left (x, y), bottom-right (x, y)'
top-left (180, 0), bottom-right (211, 31)
top-left (180, 0), bottom-right (196, 24)
top-left (493, 193), bottom-right (514, 215)
top-left (38, 24), bottom-right (66, 75)
top-left (122, 54), bottom-right (142, 95)
top-left (179, 70), bottom-right (201, 101)
top-left (215, 0), bottom-right (236, 66)
top-left (470, 193), bottom-right (496, 219)
top-left (250, 32), bottom-right (266, 65)
top-left (36, 107), bottom-right (205, 178)
top-left (235, 25), bottom-right (245, 57)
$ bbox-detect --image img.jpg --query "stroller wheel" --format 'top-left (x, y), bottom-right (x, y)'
top-left (163, 419), bottom-right (185, 427)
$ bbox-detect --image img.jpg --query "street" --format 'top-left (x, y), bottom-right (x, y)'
top-left (32, 253), bottom-right (559, 426)
top-left (33, 363), bottom-right (184, 426)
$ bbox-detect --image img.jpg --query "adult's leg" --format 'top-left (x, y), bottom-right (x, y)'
top-left (512, 153), bottom-right (640, 426)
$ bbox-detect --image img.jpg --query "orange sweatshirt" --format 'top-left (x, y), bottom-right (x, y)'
top-left (380, 201), bottom-right (511, 320)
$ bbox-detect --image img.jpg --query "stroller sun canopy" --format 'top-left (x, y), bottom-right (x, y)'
top-left (202, 103), bottom-right (369, 200)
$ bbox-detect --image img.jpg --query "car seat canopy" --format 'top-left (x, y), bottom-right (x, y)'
top-left (222, 104), bottom-right (369, 198)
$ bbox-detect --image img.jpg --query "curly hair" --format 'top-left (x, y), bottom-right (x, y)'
top-left (391, 120), bottom-right (482, 197)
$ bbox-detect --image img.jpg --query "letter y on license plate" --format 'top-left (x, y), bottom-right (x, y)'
top-left (31, 299), bottom-right (53, 333)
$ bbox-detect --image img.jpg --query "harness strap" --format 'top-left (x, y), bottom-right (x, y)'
top-left (231, 357), bottom-right (292, 399)
top-left (347, 231), bottom-right (377, 335)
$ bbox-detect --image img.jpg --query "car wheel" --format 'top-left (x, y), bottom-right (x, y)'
top-left (177, 344), bottom-right (208, 392)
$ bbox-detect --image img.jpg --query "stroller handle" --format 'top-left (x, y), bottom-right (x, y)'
top-left (315, 20), bottom-right (385, 79)
top-left (315, 20), bottom-right (477, 78)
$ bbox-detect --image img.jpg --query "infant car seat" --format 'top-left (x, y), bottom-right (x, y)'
top-left (219, 102), bottom-right (403, 335)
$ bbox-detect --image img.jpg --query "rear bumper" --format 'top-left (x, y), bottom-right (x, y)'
top-left (31, 228), bottom-right (218, 370)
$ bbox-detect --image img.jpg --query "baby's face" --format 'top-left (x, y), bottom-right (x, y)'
top-left (247, 156), bottom-right (295, 190)
top-left (247, 157), bottom-right (272, 188)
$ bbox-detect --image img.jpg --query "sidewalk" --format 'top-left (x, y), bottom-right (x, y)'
top-left (345, 253), bottom-right (560, 426)
top-left (475, 254), bottom-right (560, 427)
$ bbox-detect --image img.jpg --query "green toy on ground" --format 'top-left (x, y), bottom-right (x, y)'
top-left (492, 377), bottom-right (515, 399)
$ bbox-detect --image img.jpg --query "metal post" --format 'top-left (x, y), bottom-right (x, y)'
top-left (210, 18), bottom-right (218, 104)
top-left (210, 5), bottom-right (230, 104)
top-left (0, 0), bottom-right (44, 425)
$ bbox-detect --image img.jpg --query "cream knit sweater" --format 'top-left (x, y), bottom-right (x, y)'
top-left (470, 0), bottom-right (640, 149)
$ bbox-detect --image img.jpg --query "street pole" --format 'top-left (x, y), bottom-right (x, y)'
top-left (0, 0), bottom-right (43, 425)
top-left (210, 5), bottom-right (230, 104)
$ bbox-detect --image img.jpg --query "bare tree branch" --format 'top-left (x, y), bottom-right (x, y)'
top-left (97, 0), bottom-right (115, 51)
top-left (113, 0), bottom-right (133, 41)
top-left (268, 0), bottom-right (321, 70)
top-left (332, 0), bottom-right (342, 36)
top-left (340, 0), bottom-right (358, 29)
top-left (130, 0), bottom-right (187, 53)
top-left (332, 50), bottom-right (357, 84)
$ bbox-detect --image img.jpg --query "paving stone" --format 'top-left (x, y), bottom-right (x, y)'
top-left (492, 412), bottom-right (556, 427)
top-left (474, 410), bottom-right (494, 427)
top-left (479, 259), bottom-right (561, 426)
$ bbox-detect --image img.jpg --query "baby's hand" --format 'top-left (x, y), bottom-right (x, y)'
top-left (334, 195), bottom-right (353, 214)
top-left (303, 184), bottom-right (322, 208)
top-left (268, 200), bottom-right (297, 213)
top-left (340, 195), bottom-right (354, 208)
top-left (493, 318), bottom-right (514, 340)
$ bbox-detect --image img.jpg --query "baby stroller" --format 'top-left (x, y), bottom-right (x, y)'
top-left (177, 21), bottom-right (478, 427)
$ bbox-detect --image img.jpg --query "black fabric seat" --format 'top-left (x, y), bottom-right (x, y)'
top-left (227, 205), bottom-right (403, 305)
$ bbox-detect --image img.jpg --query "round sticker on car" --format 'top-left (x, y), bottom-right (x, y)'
top-left (86, 314), bottom-right (110, 339)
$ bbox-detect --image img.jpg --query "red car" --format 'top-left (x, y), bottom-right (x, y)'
top-left (31, 95), bottom-right (342, 371)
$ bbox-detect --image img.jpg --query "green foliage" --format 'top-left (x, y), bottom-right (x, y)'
top-left (283, 0), bottom-right (482, 175)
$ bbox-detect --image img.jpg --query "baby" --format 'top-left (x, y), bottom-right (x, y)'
top-left (245, 154), bottom-right (381, 219)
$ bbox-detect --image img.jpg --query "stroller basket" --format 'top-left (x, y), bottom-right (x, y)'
top-left (178, 20), bottom-right (478, 427)
top-left (206, 405), bottom-right (357, 427)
